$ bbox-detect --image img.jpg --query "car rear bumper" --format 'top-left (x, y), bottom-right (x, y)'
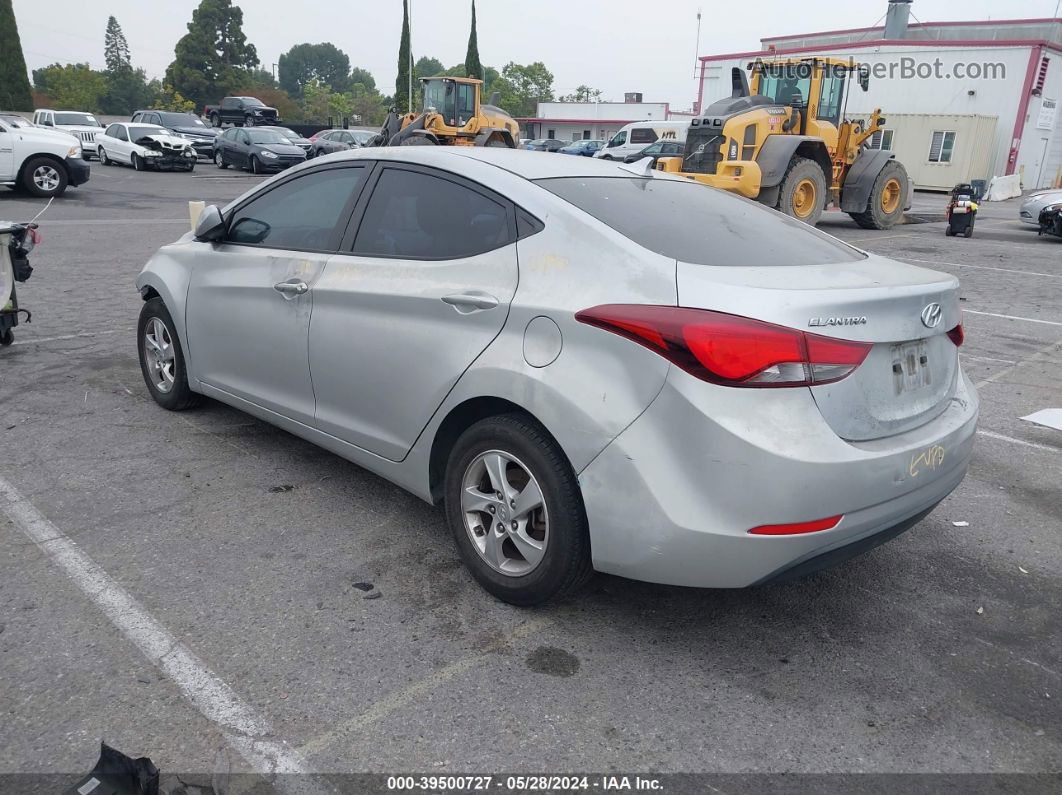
top-left (65, 157), bottom-right (91, 186)
top-left (578, 365), bottom-right (979, 588)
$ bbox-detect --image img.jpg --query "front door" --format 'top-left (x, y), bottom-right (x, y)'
top-left (0, 125), bottom-right (13, 180)
top-left (185, 164), bottom-right (369, 425)
top-left (310, 163), bottom-right (519, 461)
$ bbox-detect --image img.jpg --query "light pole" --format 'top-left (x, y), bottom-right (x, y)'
top-left (408, 0), bottom-right (414, 113)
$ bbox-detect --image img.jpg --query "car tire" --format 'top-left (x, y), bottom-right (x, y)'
top-left (214, 151), bottom-right (228, 169)
top-left (601, 155), bottom-right (614, 161)
top-left (20, 157), bottom-right (68, 198)
top-left (776, 156), bottom-right (827, 226)
top-left (0, 329), bottom-right (13, 347)
top-left (444, 414), bottom-right (593, 606)
top-left (132, 153), bottom-right (145, 171)
top-left (99, 149), bottom-right (111, 166)
top-left (245, 114), bottom-right (255, 128)
top-left (250, 155), bottom-right (261, 174)
top-left (849, 160), bottom-right (909, 230)
top-left (964, 225), bottom-right (974, 238)
top-left (137, 298), bottom-right (201, 412)
top-left (210, 113), bottom-right (220, 128)
top-left (945, 226), bottom-right (955, 237)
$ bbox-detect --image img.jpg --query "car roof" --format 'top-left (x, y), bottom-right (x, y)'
top-left (328, 146), bottom-right (657, 181)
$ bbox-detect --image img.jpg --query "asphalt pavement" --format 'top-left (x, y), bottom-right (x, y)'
top-left (0, 162), bottom-right (1059, 789)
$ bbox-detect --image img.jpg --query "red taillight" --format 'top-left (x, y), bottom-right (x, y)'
top-left (575, 305), bottom-right (872, 388)
top-left (946, 323), bottom-right (964, 347)
top-left (749, 515), bottom-right (843, 535)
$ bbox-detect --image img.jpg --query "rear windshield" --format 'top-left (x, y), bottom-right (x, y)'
top-left (535, 176), bottom-right (864, 267)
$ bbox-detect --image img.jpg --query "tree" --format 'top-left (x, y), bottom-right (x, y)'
top-left (559, 85), bottom-right (602, 103)
top-left (104, 16), bottom-right (131, 73)
top-left (395, 0), bottom-right (412, 113)
top-left (0, 0), bottom-right (33, 111)
top-left (165, 0), bottom-right (259, 109)
top-left (31, 63), bottom-right (108, 111)
top-left (300, 80), bottom-right (353, 124)
top-left (149, 82), bottom-right (196, 113)
top-left (414, 56), bottom-right (444, 80)
top-left (464, 1), bottom-right (482, 81)
top-left (442, 62), bottom-right (498, 95)
top-left (349, 66), bottom-right (376, 94)
top-left (100, 67), bottom-right (154, 114)
top-left (492, 62), bottom-right (554, 118)
top-left (278, 42), bottom-right (350, 97)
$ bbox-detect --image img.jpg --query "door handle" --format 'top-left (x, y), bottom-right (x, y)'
top-left (442, 292), bottom-right (499, 312)
top-left (273, 280), bottom-right (309, 295)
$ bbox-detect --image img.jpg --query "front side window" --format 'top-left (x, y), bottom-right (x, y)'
top-left (227, 167), bottom-right (367, 251)
top-left (456, 83), bottom-right (476, 126)
top-left (607, 131), bottom-right (627, 147)
top-left (424, 80), bottom-right (456, 124)
top-left (353, 168), bottom-right (510, 260)
top-left (757, 65), bottom-right (811, 108)
top-left (536, 176), bottom-right (863, 267)
top-left (630, 128), bottom-right (657, 144)
top-left (929, 131), bottom-right (955, 163)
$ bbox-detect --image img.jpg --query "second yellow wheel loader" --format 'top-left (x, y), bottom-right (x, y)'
top-left (656, 57), bottom-right (910, 228)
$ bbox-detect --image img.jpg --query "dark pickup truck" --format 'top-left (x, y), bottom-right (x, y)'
top-left (203, 96), bottom-right (280, 128)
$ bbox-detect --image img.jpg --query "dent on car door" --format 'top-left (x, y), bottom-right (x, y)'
top-left (309, 164), bottom-right (520, 461)
top-left (184, 165), bottom-right (368, 425)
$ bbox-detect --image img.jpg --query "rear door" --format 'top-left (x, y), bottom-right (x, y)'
top-left (309, 163), bottom-right (520, 460)
top-left (185, 164), bottom-right (369, 425)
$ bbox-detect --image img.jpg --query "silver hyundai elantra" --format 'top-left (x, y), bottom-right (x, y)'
top-left (136, 147), bottom-right (978, 605)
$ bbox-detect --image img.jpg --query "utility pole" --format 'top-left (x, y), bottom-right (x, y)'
top-left (693, 8), bottom-right (702, 113)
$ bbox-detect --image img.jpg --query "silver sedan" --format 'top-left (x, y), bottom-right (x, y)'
top-left (1019, 188), bottom-right (1062, 224)
top-left (136, 148), bottom-right (978, 605)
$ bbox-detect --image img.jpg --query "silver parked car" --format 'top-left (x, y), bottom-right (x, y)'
top-left (135, 149), bottom-right (978, 605)
top-left (1019, 188), bottom-right (1062, 224)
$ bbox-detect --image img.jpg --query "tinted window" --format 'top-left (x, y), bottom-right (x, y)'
top-left (228, 167), bottom-right (366, 251)
top-left (353, 168), bottom-right (510, 260)
top-left (630, 128), bottom-right (657, 144)
top-left (536, 177), bottom-right (863, 267)
top-left (105, 124), bottom-right (120, 137)
top-left (114, 126), bottom-right (129, 141)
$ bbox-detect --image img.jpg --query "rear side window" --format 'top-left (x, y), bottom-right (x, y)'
top-left (630, 128), bottom-right (658, 144)
top-left (352, 167), bottom-right (511, 260)
top-left (536, 177), bottom-right (863, 267)
top-left (227, 167), bottom-right (366, 251)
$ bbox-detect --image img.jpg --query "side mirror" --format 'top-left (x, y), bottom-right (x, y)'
top-left (194, 205), bottom-right (226, 242)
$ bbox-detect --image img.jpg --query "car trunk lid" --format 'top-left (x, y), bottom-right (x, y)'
top-left (676, 254), bottom-right (962, 441)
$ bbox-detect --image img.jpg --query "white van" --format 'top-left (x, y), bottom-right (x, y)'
top-left (594, 120), bottom-right (690, 161)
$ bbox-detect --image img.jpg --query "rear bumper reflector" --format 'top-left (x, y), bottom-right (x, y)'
top-left (749, 515), bottom-right (844, 536)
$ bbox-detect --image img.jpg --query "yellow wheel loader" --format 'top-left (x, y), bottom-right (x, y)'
top-left (656, 57), bottom-right (910, 228)
top-left (370, 76), bottom-right (519, 149)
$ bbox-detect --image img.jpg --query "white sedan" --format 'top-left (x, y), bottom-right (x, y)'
top-left (96, 123), bottom-right (197, 172)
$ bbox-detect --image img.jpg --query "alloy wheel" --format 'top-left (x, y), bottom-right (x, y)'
top-left (32, 165), bottom-right (61, 192)
top-left (461, 450), bottom-right (549, 576)
top-left (143, 317), bottom-right (176, 394)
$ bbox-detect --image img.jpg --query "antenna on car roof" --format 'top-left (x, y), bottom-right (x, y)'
top-left (617, 157), bottom-right (657, 177)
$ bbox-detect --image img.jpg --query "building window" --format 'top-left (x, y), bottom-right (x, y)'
top-left (583, 129), bottom-right (591, 140)
top-left (928, 131), bottom-right (955, 163)
top-left (868, 129), bottom-right (894, 150)
top-left (547, 129), bottom-right (556, 139)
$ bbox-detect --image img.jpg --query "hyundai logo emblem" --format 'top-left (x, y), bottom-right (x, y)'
top-left (921, 303), bottom-right (943, 328)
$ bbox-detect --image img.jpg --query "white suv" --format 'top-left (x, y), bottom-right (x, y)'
top-left (0, 114), bottom-right (91, 197)
top-left (32, 109), bottom-right (104, 160)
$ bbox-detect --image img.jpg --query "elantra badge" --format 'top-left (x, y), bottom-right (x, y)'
top-left (808, 316), bottom-right (868, 327)
top-left (921, 303), bottom-right (943, 328)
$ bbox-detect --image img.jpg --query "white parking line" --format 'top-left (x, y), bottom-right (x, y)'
top-left (974, 339), bottom-right (1062, 389)
top-left (977, 430), bottom-right (1058, 453)
top-left (0, 475), bottom-right (323, 792)
top-left (964, 310), bottom-right (1062, 327)
top-left (897, 256), bottom-right (1062, 280)
top-left (11, 329), bottom-right (126, 346)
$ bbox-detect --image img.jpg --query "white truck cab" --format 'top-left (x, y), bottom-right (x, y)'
top-left (0, 114), bottom-right (91, 197)
top-left (32, 109), bottom-right (103, 160)
top-left (594, 120), bottom-right (690, 161)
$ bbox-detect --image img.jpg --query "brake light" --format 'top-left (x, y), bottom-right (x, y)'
top-left (946, 323), bottom-right (964, 347)
top-left (575, 305), bottom-right (872, 387)
top-left (749, 515), bottom-right (843, 535)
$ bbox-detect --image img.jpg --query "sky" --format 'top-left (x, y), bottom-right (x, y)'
top-left (12, 0), bottom-right (1062, 110)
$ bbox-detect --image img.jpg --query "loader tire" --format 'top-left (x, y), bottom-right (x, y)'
top-left (776, 157), bottom-right (826, 225)
top-left (849, 160), bottom-right (909, 230)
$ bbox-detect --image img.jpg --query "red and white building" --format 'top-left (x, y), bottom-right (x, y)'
top-left (696, 7), bottom-right (1062, 190)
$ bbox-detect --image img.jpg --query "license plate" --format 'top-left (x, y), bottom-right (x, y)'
top-left (892, 340), bottom-right (932, 394)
